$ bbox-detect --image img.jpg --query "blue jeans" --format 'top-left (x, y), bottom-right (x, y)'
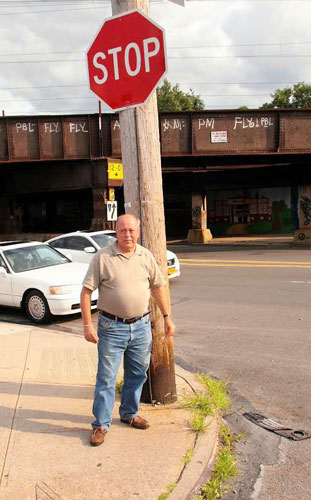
top-left (92, 312), bottom-right (152, 430)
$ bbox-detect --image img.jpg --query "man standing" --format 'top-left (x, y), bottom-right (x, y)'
top-left (80, 214), bottom-right (175, 446)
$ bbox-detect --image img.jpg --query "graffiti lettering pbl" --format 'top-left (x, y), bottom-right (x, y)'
top-left (69, 123), bottom-right (88, 133)
top-left (16, 122), bottom-right (35, 133)
top-left (198, 118), bottom-right (215, 130)
top-left (300, 196), bottom-right (311, 225)
top-left (234, 116), bottom-right (274, 130)
top-left (162, 119), bottom-right (186, 132)
top-left (44, 122), bottom-right (61, 133)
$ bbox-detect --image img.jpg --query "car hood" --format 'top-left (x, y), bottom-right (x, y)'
top-left (17, 261), bottom-right (89, 285)
top-left (166, 249), bottom-right (177, 260)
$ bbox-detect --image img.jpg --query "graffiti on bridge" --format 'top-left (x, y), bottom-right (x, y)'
top-left (300, 196), bottom-right (311, 225)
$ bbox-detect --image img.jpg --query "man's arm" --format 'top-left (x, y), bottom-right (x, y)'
top-left (151, 286), bottom-right (175, 338)
top-left (80, 286), bottom-right (98, 344)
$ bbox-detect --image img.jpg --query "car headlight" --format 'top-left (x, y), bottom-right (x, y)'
top-left (49, 285), bottom-right (76, 295)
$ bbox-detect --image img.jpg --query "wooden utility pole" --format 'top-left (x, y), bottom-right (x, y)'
top-left (111, 0), bottom-right (176, 403)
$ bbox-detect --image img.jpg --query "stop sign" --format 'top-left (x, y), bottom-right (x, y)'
top-left (87, 10), bottom-right (167, 111)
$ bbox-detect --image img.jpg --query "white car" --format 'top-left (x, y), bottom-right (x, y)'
top-left (46, 230), bottom-right (181, 279)
top-left (0, 241), bottom-right (98, 324)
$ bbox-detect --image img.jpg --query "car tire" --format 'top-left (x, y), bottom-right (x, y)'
top-left (25, 290), bottom-right (52, 324)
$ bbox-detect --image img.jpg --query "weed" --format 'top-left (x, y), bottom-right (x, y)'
top-left (194, 425), bottom-right (238, 500)
top-left (189, 411), bottom-right (209, 432)
top-left (115, 379), bottom-right (123, 395)
top-left (157, 482), bottom-right (177, 500)
top-left (183, 447), bottom-right (194, 465)
top-left (182, 392), bottom-right (213, 417)
top-left (196, 374), bottom-right (231, 412)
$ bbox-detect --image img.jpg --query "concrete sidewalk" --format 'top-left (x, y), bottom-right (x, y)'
top-left (168, 234), bottom-right (294, 247)
top-left (0, 322), bottom-right (218, 500)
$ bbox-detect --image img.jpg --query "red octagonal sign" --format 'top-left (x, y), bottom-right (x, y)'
top-left (87, 10), bottom-right (167, 111)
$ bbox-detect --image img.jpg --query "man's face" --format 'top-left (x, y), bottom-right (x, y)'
top-left (116, 215), bottom-right (140, 252)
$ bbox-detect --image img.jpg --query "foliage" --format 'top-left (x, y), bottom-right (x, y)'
top-left (182, 391), bottom-right (213, 416)
top-left (189, 411), bottom-right (209, 432)
top-left (180, 377), bottom-right (238, 499)
top-left (115, 378), bottom-right (123, 395)
top-left (261, 82), bottom-right (311, 109)
top-left (195, 426), bottom-right (239, 500)
top-left (183, 447), bottom-right (194, 465)
top-left (181, 374), bottom-right (231, 433)
top-left (196, 374), bottom-right (231, 411)
top-left (157, 79), bottom-right (204, 112)
top-left (157, 483), bottom-right (177, 500)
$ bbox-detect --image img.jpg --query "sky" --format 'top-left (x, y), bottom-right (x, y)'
top-left (1, 0), bottom-right (311, 116)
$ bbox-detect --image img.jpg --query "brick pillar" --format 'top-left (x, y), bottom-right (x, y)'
top-left (90, 188), bottom-right (107, 230)
top-left (187, 192), bottom-right (213, 244)
top-left (294, 185), bottom-right (311, 245)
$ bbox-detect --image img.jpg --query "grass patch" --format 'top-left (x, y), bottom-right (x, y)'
top-left (157, 482), bottom-right (177, 500)
top-left (195, 425), bottom-right (239, 500)
top-left (183, 447), bottom-right (194, 465)
top-left (115, 378), bottom-right (123, 395)
top-left (189, 412), bottom-right (209, 432)
top-left (181, 373), bottom-right (231, 432)
top-left (182, 392), bottom-right (213, 416)
top-left (196, 374), bottom-right (231, 412)
top-left (180, 375), bottom-right (238, 498)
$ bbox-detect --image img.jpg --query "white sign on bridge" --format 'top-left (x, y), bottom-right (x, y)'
top-left (107, 201), bottom-right (118, 221)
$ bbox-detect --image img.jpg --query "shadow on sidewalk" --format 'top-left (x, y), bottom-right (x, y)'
top-left (0, 381), bottom-right (94, 399)
top-left (1, 406), bottom-right (136, 443)
top-left (0, 382), bottom-right (128, 443)
top-left (1, 405), bottom-right (93, 445)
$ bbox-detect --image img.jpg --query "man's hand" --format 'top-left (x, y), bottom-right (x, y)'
top-left (80, 286), bottom-right (98, 343)
top-left (163, 316), bottom-right (175, 343)
top-left (84, 324), bottom-right (98, 344)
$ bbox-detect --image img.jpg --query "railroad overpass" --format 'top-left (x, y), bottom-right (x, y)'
top-left (1, 109), bottom-right (311, 237)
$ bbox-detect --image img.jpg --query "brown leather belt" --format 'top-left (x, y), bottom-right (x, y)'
top-left (99, 309), bottom-right (150, 325)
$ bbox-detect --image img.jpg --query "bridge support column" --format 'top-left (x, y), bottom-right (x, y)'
top-left (90, 187), bottom-right (107, 230)
top-left (294, 185), bottom-right (311, 245)
top-left (187, 193), bottom-right (213, 244)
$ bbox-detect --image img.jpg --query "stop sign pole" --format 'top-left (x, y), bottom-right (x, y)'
top-left (90, 0), bottom-right (176, 404)
top-left (112, 0), bottom-right (176, 405)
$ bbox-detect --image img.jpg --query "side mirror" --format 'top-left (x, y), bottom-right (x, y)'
top-left (84, 247), bottom-right (96, 254)
top-left (0, 266), bottom-right (7, 276)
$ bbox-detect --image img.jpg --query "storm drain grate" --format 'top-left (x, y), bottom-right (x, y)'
top-left (243, 412), bottom-right (311, 441)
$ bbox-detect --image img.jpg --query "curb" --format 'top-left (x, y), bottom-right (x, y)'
top-left (169, 415), bottom-right (219, 500)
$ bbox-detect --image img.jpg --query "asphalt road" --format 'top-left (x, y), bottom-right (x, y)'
top-left (1, 243), bottom-right (311, 499)
top-left (169, 244), bottom-right (311, 500)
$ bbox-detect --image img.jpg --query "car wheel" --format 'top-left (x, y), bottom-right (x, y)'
top-left (25, 290), bottom-right (52, 324)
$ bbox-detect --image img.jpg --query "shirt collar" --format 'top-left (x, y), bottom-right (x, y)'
top-left (112, 242), bottom-right (142, 256)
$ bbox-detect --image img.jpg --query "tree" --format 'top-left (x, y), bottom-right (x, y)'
top-left (157, 79), bottom-right (204, 112)
top-left (261, 82), bottom-right (311, 109)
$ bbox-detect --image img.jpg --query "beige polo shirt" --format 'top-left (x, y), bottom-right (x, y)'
top-left (82, 242), bottom-right (166, 318)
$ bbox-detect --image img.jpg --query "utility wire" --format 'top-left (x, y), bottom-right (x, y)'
top-left (0, 81), bottom-right (302, 91)
top-left (0, 94), bottom-right (272, 102)
top-left (1, 41), bottom-right (311, 57)
top-left (1, 54), bottom-right (311, 65)
top-left (0, 5), bottom-right (107, 15)
top-left (1, 105), bottom-right (268, 115)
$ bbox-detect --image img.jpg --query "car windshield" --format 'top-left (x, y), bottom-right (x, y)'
top-left (91, 234), bottom-right (116, 248)
top-left (4, 245), bottom-right (70, 273)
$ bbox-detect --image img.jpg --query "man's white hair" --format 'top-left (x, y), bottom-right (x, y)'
top-left (116, 214), bottom-right (141, 228)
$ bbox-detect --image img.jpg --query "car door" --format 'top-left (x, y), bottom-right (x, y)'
top-left (57, 236), bottom-right (96, 264)
top-left (0, 253), bottom-right (14, 306)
